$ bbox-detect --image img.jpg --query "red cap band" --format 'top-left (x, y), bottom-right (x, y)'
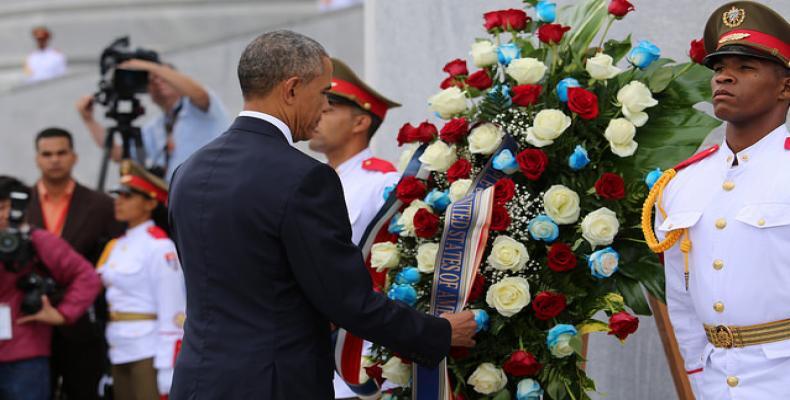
top-left (718, 29), bottom-right (790, 62)
top-left (330, 78), bottom-right (389, 120)
top-left (122, 175), bottom-right (168, 205)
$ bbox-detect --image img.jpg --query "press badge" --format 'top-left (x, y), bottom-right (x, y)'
top-left (0, 304), bottom-right (11, 340)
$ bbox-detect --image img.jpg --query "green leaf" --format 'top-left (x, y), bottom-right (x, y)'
top-left (617, 256), bottom-right (666, 302)
top-left (663, 63), bottom-right (715, 106)
top-left (616, 275), bottom-right (652, 315)
top-left (577, 319), bottom-right (611, 335)
top-left (603, 35), bottom-right (632, 63)
top-left (561, 0), bottom-right (608, 62)
top-left (492, 389), bottom-right (511, 400)
top-left (648, 67), bottom-right (674, 93)
top-left (546, 377), bottom-right (567, 400)
top-left (569, 334), bottom-right (584, 356)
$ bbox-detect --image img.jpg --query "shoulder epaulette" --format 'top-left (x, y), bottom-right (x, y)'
top-left (147, 225), bottom-right (169, 240)
top-left (362, 157), bottom-right (396, 173)
top-left (673, 145), bottom-right (719, 171)
top-left (784, 137), bottom-right (790, 150)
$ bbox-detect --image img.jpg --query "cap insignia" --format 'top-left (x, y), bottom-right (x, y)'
top-left (722, 6), bottom-right (745, 28)
top-left (718, 32), bottom-right (751, 45)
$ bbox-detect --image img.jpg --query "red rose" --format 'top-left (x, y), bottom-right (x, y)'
top-left (490, 205), bottom-right (511, 232)
top-left (414, 121), bottom-right (438, 143)
top-left (500, 9), bottom-right (529, 31)
top-left (449, 346), bottom-right (471, 360)
top-left (516, 149), bottom-right (548, 180)
top-left (395, 176), bottom-right (427, 204)
top-left (537, 24), bottom-right (571, 44)
top-left (547, 243), bottom-right (577, 272)
top-left (466, 70), bottom-right (493, 90)
top-left (440, 76), bottom-right (464, 89)
top-left (443, 59), bottom-right (468, 77)
top-left (567, 87), bottom-right (599, 120)
top-left (396, 123), bottom-right (419, 146)
top-left (364, 363), bottom-right (384, 386)
top-left (532, 291), bottom-right (567, 320)
top-left (608, 0), bottom-right (635, 18)
top-left (440, 118), bottom-right (469, 143)
top-left (594, 172), bottom-right (626, 200)
top-left (446, 159), bottom-right (472, 183)
top-left (689, 39), bottom-right (707, 65)
top-left (502, 350), bottom-right (542, 377)
top-left (493, 178), bottom-right (515, 205)
top-left (512, 84), bottom-right (543, 107)
top-left (609, 311), bottom-right (639, 340)
top-left (467, 273), bottom-right (486, 303)
top-left (483, 10), bottom-right (503, 31)
top-left (413, 208), bottom-right (440, 238)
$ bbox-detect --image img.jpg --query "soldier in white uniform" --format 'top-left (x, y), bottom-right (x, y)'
top-left (309, 58), bottom-right (401, 399)
top-left (643, 2), bottom-right (790, 399)
top-left (24, 26), bottom-right (67, 83)
top-left (98, 161), bottom-right (185, 400)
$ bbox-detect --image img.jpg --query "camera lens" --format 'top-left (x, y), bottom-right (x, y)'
top-left (0, 232), bottom-right (19, 254)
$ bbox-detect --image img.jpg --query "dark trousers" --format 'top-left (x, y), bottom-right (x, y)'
top-left (0, 357), bottom-right (50, 400)
top-left (51, 312), bottom-right (109, 400)
top-left (111, 358), bottom-right (158, 400)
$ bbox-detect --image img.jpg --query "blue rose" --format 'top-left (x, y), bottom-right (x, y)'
top-left (424, 189), bottom-right (451, 213)
top-left (546, 324), bottom-right (578, 358)
top-left (516, 378), bottom-right (544, 400)
top-left (535, 1), bottom-right (556, 23)
top-left (568, 145), bottom-right (590, 171)
top-left (395, 267), bottom-right (421, 285)
top-left (488, 84), bottom-right (513, 107)
top-left (497, 43), bottom-right (522, 66)
top-left (555, 77), bottom-right (580, 102)
top-left (492, 149), bottom-right (520, 175)
top-left (528, 215), bottom-right (559, 242)
top-left (645, 168), bottom-right (662, 190)
top-left (588, 246), bottom-right (620, 279)
top-left (388, 212), bottom-right (404, 234)
top-left (472, 309), bottom-right (490, 333)
top-left (627, 40), bottom-right (661, 69)
top-left (388, 284), bottom-right (417, 306)
top-left (382, 184), bottom-right (396, 201)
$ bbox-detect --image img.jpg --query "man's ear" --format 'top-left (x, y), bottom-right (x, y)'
top-left (780, 74), bottom-right (790, 102)
top-left (281, 76), bottom-right (301, 106)
top-left (352, 113), bottom-right (372, 138)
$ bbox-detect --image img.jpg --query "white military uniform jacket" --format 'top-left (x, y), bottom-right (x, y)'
top-left (332, 148), bottom-right (400, 398)
top-left (24, 47), bottom-right (66, 83)
top-left (656, 125), bottom-right (790, 399)
top-left (98, 220), bottom-right (186, 393)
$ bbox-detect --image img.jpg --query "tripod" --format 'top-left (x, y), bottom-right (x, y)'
top-left (96, 96), bottom-right (147, 191)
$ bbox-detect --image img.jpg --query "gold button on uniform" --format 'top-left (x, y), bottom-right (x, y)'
top-left (741, 154), bottom-right (749, 162)
top-left (713, 260), bottom-right (724, 270)
top-left (714, 302), bottom-right (725, 313)
top-left (715, 218), bottom-right (727, 229)
top-left (758, 218), bottom-right (766, 226)
top-left (722, 181), bottom-right (735, 191)
top-left (727, 376), bottom-right (739, 387)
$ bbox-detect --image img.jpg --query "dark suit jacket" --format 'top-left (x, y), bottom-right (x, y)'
top-left (168, 116), bottom-right (451, 400)
top-left (27, 182), bottom-right (124, 342)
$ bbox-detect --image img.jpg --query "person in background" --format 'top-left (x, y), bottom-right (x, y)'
top-left (0, 176), bottom-right (101, 400)
top-left (24, 26), bottom-right (67, 83)
top-left (98, 161), bottom-right (185, 400)
top-left (26, 127), bottom-right (124, 400)
top-left (77, 60), bottom-right (229, 181)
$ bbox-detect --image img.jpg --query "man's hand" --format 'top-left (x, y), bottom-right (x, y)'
top-left (76, 95), bottom-right (95, 122)
top-left (16, 296), bottom-right (66, 326)
top-left (118, 58), bottom-right (161, 73)
top-left (441, 310), bottom-right (476, 348)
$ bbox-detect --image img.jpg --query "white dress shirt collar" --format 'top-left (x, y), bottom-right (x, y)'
top-left (238, 111), bottom-right (293, 146)
top-left (719, 124), bottom-right (788, 167)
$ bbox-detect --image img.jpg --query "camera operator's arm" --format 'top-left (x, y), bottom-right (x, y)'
top-left (22, 229), bottom-right (101, 325)
top-left (76, 95), bottom-right (122, 161)
top-left (119, 59), bottom-right (210, 112)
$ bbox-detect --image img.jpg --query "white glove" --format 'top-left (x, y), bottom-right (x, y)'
top-left (157, 368), bottom-right (174, 395)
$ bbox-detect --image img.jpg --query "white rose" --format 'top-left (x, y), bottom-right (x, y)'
top-left (604, 118), bottom-right (638, 157)
top-left (381, 357), bottom-right (412, 386)
top-left (470, 40), bottom-right (498, 68)
top-left (616, 81), bottom-right (658, 127)
top-left (370, 242), bottom-right (400, 272)
top-left (359, 356), bottom-right (375, 383)
top-left (487, 236), bottom-right (529, 272)
top-left (416, 242), bottom-right (439, 274)
top-left (418, 141), bottom-right (457, 172)
top-left (585, 53), bottom-right (622, 80)
top-left (550, 334), bottom-right (575, 358)
top-left (581, 207), bottom-right (620, 248)
top-left (397, 200), bottom-right (431, 237)
top-left (467, 123), bottom-right (504, 155)
top-left (543, 185), bottom-right (581, 224)
top-left (428, 87), bottom-right (467, 119)
top-left (398, 144), bottom-right (418, 172)
top-left (448, 179), bottom-right (473, 203)
top-left (525, 109), bottom-right (571, 147)
top-left (467, 363), bottom-right (508, 395)
top-left (506, 57), bottom-right (547, 85)
top-left (486, 276), bottom-right (531, 317)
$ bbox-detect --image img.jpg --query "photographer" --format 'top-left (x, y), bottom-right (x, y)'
top-left (0, 176), bottom-right (101, 400)
top-left (77, 59), bottom-right (228, 181)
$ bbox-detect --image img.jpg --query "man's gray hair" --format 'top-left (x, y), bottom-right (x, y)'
top-left (237, 30), bottom-right (328, 99)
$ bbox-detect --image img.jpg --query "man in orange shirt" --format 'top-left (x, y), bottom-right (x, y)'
top-left (26, 128), bottom-right (124, 400)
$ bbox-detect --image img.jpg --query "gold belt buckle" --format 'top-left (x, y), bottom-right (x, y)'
top-left (714, 325), bottom-right (735, 348)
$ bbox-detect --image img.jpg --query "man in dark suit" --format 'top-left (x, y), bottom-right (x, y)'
top-left (168, 30), bottom-right (477, 399)
top-left (26, 127), bottom-right (124, 400)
